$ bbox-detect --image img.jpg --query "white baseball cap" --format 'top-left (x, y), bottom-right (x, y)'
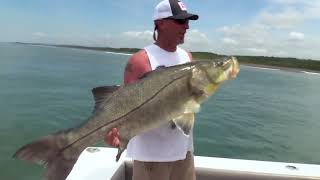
top-left (153, 0), bottom-right (199, 21)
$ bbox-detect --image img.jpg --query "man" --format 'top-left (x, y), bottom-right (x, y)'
top-left (106, 0), bottom-right (199, 179)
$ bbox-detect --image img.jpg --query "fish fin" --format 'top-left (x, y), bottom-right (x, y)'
top-left (173, 113), bottom-right (195, 135)
top-left (204, 83), bottom-right (220, 96)
top-left (184, 99), bottom-right (201, 113)
top-left (116, 147), bottom-right (125, 162)
top-left (13, 134), bottom-right (62, 165)
top-left (139, 71), bottom-right (153, 79)
top-left (170, 120), bottom-right (177, 129)
top-left (13, 130), bottom-right (78, 180)
top-left (45, 156), bottom-right (77, 180)
top-left (115, 141), bottom-right (128, 162)
top-left (91, 85), bottom-right (121, 112)
top-left (196, 83), bottom-right (220, 102)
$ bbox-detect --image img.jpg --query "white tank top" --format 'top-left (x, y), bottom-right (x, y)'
top-left (126, 44), bottom-right (194, 162)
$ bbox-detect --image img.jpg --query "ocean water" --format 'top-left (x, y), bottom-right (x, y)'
top-left (0, 43), bottom-right (320, 179)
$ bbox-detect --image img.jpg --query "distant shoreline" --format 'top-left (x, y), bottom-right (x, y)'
top-left (239, 62), bottom-right (320, 74)
top-left (11, 42), bottom-right (320, 73)
top-left (192, 58), bottom-right (320, 74)
top-left (104, 51), bottom-right (132, 56)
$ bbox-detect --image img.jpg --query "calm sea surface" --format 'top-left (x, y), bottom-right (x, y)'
top-left (1, 43), bottom-right (320, 179)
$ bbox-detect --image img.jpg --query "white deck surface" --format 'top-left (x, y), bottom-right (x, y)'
top-left (66, 147), bottom-right (320, 180)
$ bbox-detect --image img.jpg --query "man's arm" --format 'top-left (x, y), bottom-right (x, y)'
top-left (105, 50), bottom-right (151, 147)
top-left (124, 50), bottom-right (151, 84)
top-left (188, 52), bottom-right (193, 62)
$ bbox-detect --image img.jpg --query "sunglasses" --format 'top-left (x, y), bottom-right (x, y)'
top-left (164, 18), bottom-right (189, 25)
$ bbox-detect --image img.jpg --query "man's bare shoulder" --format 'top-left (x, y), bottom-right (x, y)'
top-left (124, 49), bottom-right (151, 84)
top-left (180, 48), bottom-right (193, 62)
top-left (129, 49), bottom-right (149, 64)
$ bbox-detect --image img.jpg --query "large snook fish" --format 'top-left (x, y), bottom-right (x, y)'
top-left (13, 56), bottom-right (240, 180)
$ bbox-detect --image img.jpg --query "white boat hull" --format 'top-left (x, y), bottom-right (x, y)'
top-left (67, 147), bottom-right (320, 180)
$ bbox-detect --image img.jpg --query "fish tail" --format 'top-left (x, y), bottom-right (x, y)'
top-left (13, 129), bottom-right (78, 180)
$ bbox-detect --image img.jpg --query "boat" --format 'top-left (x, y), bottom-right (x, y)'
top-left (66, 147), bottom-right (320, 180)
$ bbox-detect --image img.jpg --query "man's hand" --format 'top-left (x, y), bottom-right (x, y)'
top-left (105, 128), bottom-right (120, 147)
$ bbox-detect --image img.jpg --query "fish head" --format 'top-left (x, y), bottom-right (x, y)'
top-left (191, 56), bottom-right (240, 102)
top-left (204, 56), bottom-right (240, 83)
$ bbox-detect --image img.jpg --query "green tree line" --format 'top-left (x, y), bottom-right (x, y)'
top-left (14, 42), bottom-right (320, 71)
top-left (191, 51), bottom-right (320, 72)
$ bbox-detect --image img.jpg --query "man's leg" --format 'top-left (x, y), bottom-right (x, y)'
top-left (132, 160), bottom-right (172, 180)
top-left (170, 151), bottom-right (196, 180)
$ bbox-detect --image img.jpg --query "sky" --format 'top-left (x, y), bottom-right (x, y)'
top-left (1, 0), bottom-right (320, 60)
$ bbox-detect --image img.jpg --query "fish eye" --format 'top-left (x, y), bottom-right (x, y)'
top-left (223, 60), bottom-right (229, 65)
top-left (217, 61), bottom-right (224, 66)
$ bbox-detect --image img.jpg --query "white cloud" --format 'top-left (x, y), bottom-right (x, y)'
top-left (212, 0), bottom-right (320, 59)
top-left (252, 1), bottom-right (320, 30)
top-left (217, 24), bottom-right (270, 46)
top-left (122, 31), bottom-right (153, 41)
top-left (98, 29), bottom-right (212, 52)
top-left (24, 25), bottom-right (320, 60)
top-left (186, 29), bottom-right (209, 42)
top-left (114, 30), bottom-right (153, 48)
top-left (33, 32), bottom-right (47, 37)
top-left (289, 31), bottom-right (305, 41)
top-left (256, 9), bottom-right (303, 29)
top-left (217, 25), bottom-right (242, 36)
top-left (270, 0), bottom-right (306, 5)
top-left (183, 29), bottom-right (211, 52)
top-left (103, 33), bottom-right (111, 39)
top-left (245, 48), bottom-right (268, 54)
top-left (222, 37), bottom-right (238, 45)
top-left (215, 24), bottom-right (272, 56)
top-left (215, 22), bottom-right (320, 59)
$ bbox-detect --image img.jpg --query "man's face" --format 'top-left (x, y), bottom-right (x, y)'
top-left (158, 18), bottom-right (189, 45)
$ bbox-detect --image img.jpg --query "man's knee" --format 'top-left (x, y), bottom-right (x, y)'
top-left (132, 161), bottom-right (171, 180)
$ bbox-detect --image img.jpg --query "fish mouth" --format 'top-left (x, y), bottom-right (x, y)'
top-left (229, 56), bottom-right (240, 78)
top-left (223, 56), bottom-right (240, 79)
